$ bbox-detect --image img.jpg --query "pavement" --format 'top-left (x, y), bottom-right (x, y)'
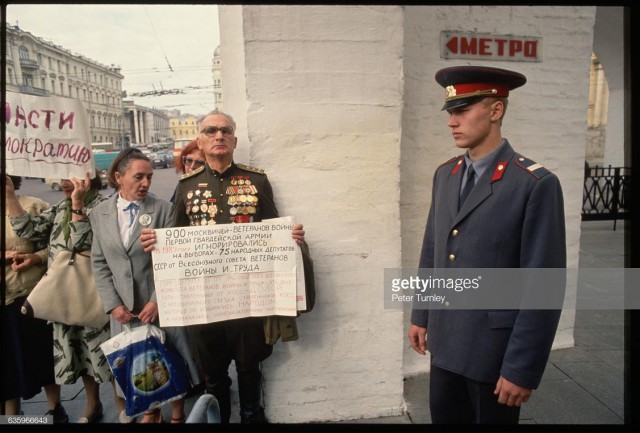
top-left (19, 220), bottom-right (626, 426)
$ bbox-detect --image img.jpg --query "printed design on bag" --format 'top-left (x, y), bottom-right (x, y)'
top-left (101, 325), bottom-right (192, 417)
top-left (132, 351), bottom-right (170, 393)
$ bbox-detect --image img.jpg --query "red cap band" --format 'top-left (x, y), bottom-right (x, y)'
top-left (445, 83), bottom-right (510, 101)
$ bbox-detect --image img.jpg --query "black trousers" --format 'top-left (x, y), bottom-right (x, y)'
top-left (429, 364), bottom-right (521, 424)
top-left (188, 317), bottom-right (272, 423)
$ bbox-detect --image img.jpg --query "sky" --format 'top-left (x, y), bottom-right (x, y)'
top-left (6, 3), bottom-right (221, 116)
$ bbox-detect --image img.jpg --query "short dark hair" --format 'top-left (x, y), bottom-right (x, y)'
top-left (107, 147), bottom-right (150, 189)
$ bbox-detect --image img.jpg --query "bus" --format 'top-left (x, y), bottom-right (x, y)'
top-left (91, 142), bottom-right (114, 153)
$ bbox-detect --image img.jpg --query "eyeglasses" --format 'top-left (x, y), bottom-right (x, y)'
top-left (200, 126), bottom-right (234, 137)
top-left (182, 157), bottom-right (206, 168)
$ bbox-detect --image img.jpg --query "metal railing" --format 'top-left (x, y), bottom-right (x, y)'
top-left (582, 164), bottom-right (631, 230)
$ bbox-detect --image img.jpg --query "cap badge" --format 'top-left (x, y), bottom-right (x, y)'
top-left (446, 85), bottom-right (457, 99)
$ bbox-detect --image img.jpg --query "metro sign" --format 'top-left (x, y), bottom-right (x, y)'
top-left (441, 31), bottom-right (542, 62)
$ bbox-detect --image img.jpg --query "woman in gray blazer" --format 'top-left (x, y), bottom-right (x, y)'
top-left (91, 148), bottom-right (202, 423)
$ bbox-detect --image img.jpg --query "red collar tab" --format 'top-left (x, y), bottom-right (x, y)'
top-left (491, 161), bottom-right (508, 182)
top-left (451, 157), bottom-right (464, 175)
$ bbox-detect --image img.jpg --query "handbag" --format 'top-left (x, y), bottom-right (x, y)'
top-left (21, 248), bottom-right (109, 329)
top-left (100, 323), bottom-right (192, 417)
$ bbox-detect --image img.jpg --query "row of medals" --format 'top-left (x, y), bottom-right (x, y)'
top-left (185, 177), bottom-right (258, 225)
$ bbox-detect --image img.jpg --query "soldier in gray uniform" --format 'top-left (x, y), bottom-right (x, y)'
top-left (408, 66), bottom-right (566, 424)
top-left (144, 110), bottom-right (307, 424)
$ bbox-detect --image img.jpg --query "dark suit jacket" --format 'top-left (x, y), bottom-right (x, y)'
top-left (411, 140), bottom-right (566, 389)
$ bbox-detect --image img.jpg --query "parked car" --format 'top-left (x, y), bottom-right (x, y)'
top-left (45, 169), bottom-right (108, 191)
top-left (150, 149), bottom-right (174, 169)
top-left (45, 178), bottom-right (63, 191)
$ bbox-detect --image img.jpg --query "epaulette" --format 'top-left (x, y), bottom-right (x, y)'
top-left (438, 155), bottom-right (463, 169)
top-left (439, 155), bottom-right (464, 175)
top-left (236, 163), bottom-right (266, 174)
top-left (179, 165), bottom-right (204, 181)
top-left (514, 155), bottom-right (550, 179)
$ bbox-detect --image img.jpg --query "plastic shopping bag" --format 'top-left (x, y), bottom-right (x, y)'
top-left (100, 323), bottom-right (192, 416)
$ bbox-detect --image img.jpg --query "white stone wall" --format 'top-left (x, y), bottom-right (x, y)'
top-left (593, 7), bottom-right (626, 168)
top-left (221, 5), bottom-right (406, 422)
top-left (219, 5), bottom-right (597, 422)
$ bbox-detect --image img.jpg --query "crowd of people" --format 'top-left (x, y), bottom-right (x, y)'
top-left (3, 109), bottom-right (307, 424)
top-left (4, 64), bottom-right (567, 426)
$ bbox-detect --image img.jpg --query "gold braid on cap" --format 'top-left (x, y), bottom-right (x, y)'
top-left (445, 86), bottom-right (498, 102)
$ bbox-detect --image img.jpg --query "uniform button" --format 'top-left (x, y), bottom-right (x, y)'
top-left (448, 254), bottom-right (456, 262)
top-left (451, 229), bottom-right (459, 237)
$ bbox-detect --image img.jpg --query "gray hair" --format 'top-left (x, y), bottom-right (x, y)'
top-left (197, 110), bottom-right (237, 131)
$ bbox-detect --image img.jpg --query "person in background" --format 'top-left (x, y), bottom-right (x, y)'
top-left (170, 139), bottom-right (206, 203)
top-left (1, 175), bottom-right (60, 419)
top-left (91, 148), bottom-right (202, 423)
top-left (141, 110), bottom-right (310, 424)
top-left (7, 172), bottom-right (113, 424)
top-left (408, 65), bottom-right (566, 424)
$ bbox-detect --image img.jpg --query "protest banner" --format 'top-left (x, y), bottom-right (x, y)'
top-left (151, 216), bottom-right (307, 326)
top-left (5, 91), bottom-right (95, 179)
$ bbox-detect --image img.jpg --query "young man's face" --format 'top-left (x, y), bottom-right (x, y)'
top-left (446, 98), bottom-right (500, 151)
top-left (197, 114), bottom-right (237, 160)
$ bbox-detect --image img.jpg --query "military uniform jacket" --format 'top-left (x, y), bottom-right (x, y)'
top-left (410, 140), bottom-right (566, 390)
top-left (173, 162), bottom-right (278, 227)
top-left (173, 161), bottom-right (309, 344)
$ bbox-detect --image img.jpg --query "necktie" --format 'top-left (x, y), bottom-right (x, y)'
top-left (124, 202), bottom-right (140, 227)
top-left (459, 164), bottom-right (476, 210)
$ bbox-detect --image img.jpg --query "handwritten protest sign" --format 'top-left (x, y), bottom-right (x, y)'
top-left (151, 216), bottom-right (307, 326)
top-left (5, 91), bottom-right (95, 179)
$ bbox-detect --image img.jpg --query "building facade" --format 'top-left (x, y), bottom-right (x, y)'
top-left (169, 115), bottom-right (199, 141)
top-left (212, 45), bottom-right (223, 110)
top-left (5, 24), bottom-right (126, 148)
top-left (122, 100), bottom-right (170, 145)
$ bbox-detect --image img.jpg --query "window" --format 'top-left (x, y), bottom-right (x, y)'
top-left (23, 73), bottom-right (34, 87)
top-left (8, 68), bottom-right (13, 84)
top-left (18, 45), bottom-right (30, 60)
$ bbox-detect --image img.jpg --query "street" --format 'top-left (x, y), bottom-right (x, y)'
top-left (16, 166), bottom-right (181, 205)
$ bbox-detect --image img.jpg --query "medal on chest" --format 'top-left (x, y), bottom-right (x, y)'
top-left (186, 183), bottom-right (218, 225)
top-left (227, 176), bottom-right (258, 223)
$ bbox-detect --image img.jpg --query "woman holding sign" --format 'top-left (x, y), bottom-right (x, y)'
top-left (90, 147), bottom-right (202, 423)
top-left (7, 172), bottom-right (111, 424)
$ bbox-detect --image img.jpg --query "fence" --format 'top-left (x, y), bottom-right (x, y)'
top-left (582, 164), bottom-right (631, 231)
